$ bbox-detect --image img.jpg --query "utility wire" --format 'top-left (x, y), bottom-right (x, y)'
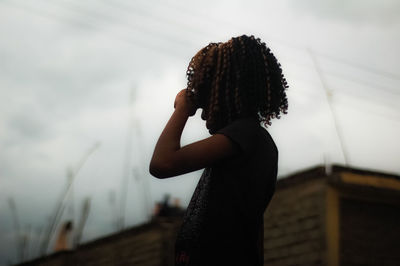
top-left (314, 50), bottom-right (400, 82)
top-left (323, 69), bottom-right (400, 96)
top-left (68, 0), bottom-right (400, 98)
top-left (282, 59), bottom-right (400, 114)
top-left (4, 0), bottom-right (399, 124)
top-left (49, 0), bottom-right (192, 49)
top-left (4, 0), bottom-right (400, 124)
top-left (290, 87), bottom-right (400, 122)
top-left (154, 0), bottom-right (400, 83)
top-left (148, 0), bottom-right (253, 37)
top-left (149, 0), bottom-right (400, 97)
top-left (328, 85), bottom-right (400, 113)
top-left (3, 1), bottom-right (399, 118)
top-left (280, 55), bottom-right (400, 96)
top-left (100, 0), bottom-right (213, 44)
top-left (334, 95), bottom-right (400, 123)
top-left (6, 0), bottom-right (399, 99)
top-left (1, 0), bottom-right (185, 58)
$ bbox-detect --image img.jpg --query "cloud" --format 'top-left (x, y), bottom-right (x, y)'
top-left (1, 1), bottom-right (400, 264)
top-left (289, 0), bottom-right (400, 25)
top-left (7, 104), bottom-right (53, 141)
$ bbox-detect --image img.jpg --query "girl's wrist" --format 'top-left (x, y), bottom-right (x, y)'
top-left (174, 105), bottom-right (192, 118)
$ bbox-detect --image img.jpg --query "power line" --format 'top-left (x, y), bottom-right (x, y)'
top-left (3, 0), bottom-right (400, 110)
top-left (155, 0), bottom-right (400, 83)
top-left (333, 93), bottom-right (400, 122)
top-left (289, 67), bottom-right (400, 120)
top-left (5, 0), bottom-right (399, 122)
top-left (280, 55), bottom-right (400, 97)
top-left (147, 0), bottom-right (247, 34)
top-left (100, 0), bottom-right (213, 44)
top-left (323, 69), bottom-right (400, 97)
top-left (1, 0), bottom-right (186, 58)
top-left (8, 0), bottom-right (399, 99)
top-left (50, 0), bottom-right (192, 49)
top-left (289, 78), bottom-right (400, 118)
top-left (314, 50), bottom-right (400, 82)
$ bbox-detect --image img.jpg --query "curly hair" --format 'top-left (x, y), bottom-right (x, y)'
top-left (186, 35), bottom-right (288, 132)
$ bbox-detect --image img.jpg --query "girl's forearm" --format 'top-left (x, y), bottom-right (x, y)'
top-left (149, 108), bottom-right (189, 176)
top-left (155, 108), bottom-right (189, 152)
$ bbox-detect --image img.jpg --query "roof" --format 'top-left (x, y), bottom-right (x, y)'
top-left (276, 164), bottom-right (400, 190)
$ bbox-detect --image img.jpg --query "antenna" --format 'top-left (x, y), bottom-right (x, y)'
top-left (324, 153), bottom-right (333, 175)
top-left (39, 142), bottom-right (100, 255)
top-left (308, 48), bottom-right (350, 166)
top-left (8, 197), bottom-right (22, 263)
top-left (108, 190), bottom-right (119, 230)
top-left (74, 197), bottom-right (91, 246)
top-left (119, 85), bottom-right (135, 230)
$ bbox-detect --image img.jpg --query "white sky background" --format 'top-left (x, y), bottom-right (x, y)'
top-left (1, 0), bottom-right (400, 264)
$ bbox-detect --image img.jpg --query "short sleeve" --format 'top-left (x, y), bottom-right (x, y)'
top-left (216, 117), bottom-right (259, 155)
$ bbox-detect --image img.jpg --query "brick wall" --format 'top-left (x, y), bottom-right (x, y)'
top-left (18, 173), bottom-right (330, 266)
top-left (16, 166), bottom-right (400, 266)
top-left (18, 218), bottom-right (182, 266)
top-left (263, 178), bottom-right (327, 266)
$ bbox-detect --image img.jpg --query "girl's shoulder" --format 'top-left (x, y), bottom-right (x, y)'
top-left (215, 116), bottom-right (261, 154)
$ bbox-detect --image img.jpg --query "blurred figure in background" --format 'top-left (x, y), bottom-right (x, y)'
top-left (54, 221), bottom-right (73, 252)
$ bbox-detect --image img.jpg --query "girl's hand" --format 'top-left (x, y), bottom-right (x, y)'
top-left (174, 89), bottom-right (198, 117)
top-left (150, 88), bottom-right (238, 179)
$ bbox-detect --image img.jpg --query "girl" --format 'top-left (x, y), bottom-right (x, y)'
top-left (150, 35), bottom-right (288, 266)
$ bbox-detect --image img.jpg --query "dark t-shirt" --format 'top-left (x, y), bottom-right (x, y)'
top-left (175, 116), bottom-right (278, 266)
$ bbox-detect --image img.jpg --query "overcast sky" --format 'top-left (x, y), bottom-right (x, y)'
top-left (1, 0), bottom-right (400, 264)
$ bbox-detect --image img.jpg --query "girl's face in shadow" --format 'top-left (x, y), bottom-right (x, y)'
top-left (193, 85), bottom-right (211, 129)
top-left (195, 87), bottom-right (223, 134)
top-left (200, 107), bottom-right (211, 131)
top-left (201, 107), bottom-right (220, 135)
top-left (200, 108), bottom-right (207, 121)
top-left (199, 102), bottom-right (214, 133)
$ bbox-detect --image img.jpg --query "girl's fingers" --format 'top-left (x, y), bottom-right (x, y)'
top-left (174, 88), bottom-right (198, 116)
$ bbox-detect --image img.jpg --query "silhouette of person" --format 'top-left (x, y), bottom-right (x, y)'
top-left (150, 35), bottom-right (288, 266)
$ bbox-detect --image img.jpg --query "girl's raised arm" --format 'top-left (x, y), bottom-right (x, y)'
top-left (149, 89), bottom-right (238, 179)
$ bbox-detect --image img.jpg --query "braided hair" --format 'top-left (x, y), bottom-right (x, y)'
top-left (186, 35), bottom-right (288, 133)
